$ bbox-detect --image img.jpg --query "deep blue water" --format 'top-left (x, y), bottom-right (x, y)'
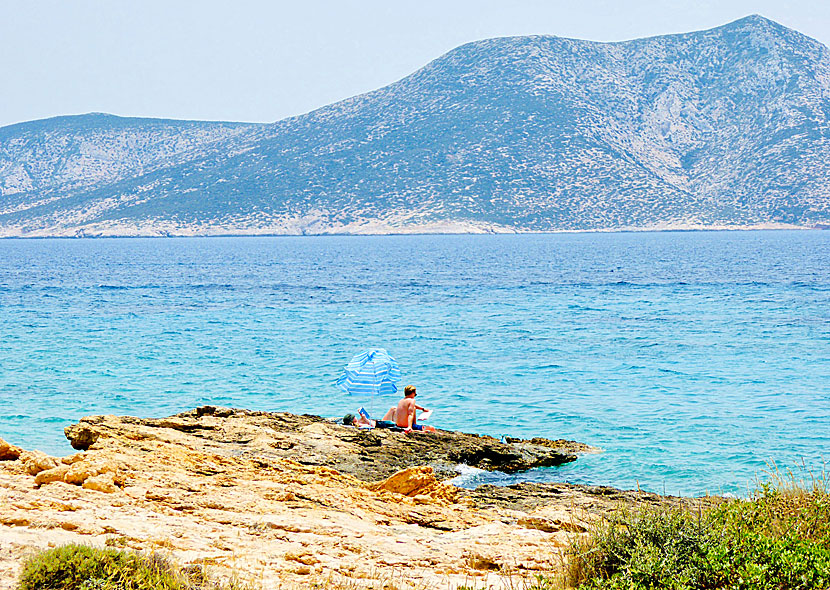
top-left (0, 231), bottom-right (828, 497)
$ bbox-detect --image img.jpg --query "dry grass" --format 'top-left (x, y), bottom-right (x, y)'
top-left (748, 460), bottom-right (830, 541)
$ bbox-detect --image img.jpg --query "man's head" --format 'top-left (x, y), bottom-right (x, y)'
top-left (404, 385), bottom-right (416, 398)
top-left (343, 413), bottom-right (356, 426)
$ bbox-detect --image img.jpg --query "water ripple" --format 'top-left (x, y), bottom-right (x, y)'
top-left (0, 231), bottom-right (828, 497)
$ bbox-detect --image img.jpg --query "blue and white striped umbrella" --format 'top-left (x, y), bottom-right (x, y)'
top-left (336, 348), bottom-right (401, 396)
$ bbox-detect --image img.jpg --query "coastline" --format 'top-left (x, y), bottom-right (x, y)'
top-left (0, 407), bottom-right (710, 588)
top-left (0, 222), bottom-right (823, 239)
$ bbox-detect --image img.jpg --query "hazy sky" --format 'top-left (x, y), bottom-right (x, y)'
top-left (2, 0), bottom-right (829, 128)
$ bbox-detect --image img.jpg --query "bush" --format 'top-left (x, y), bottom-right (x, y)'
top-left (18, 544), bottom-right (188, 590)
top-left (570, 473), bottom-right (830, 590)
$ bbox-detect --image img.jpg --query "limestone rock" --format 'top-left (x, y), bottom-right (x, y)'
top-left (62, 406), bottom-right (595, 481)
top-left (21, 451), bottom-right (58, 475)
top-left (33, 464), bottom-right (70, 487)
top-left (82, 472), bottom-right (118, 493)
top-left (0, 438), bottom-right (22, 461)
top-left (284, 550), bottom-right (319, 566)
top-left (369, 466), bottom-right (457, 505)
top-left (64, 458), bottom-right (118, 485)
top-left (0, 406), bottom-right (716, 590)
top-left (64, 421), bottom-right (102, 450)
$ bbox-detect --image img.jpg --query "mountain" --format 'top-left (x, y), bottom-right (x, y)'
top-left (1, 15), bottom-right (829, 237)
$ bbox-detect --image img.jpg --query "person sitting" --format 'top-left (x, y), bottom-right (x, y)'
top-left (395, 385), bottom-right (435, 433)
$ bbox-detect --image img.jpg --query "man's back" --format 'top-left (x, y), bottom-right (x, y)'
top-left (395, 397), bottom-right (415, 428)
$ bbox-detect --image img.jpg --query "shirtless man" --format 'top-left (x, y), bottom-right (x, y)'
top-left (395, 385), bottom-right (429, 433)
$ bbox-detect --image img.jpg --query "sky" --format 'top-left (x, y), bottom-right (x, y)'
top-left (2, 0), bottom-right (830, 128)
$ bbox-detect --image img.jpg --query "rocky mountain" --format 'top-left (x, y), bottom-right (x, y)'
top-left (1, 15), bottom-right (829, 237)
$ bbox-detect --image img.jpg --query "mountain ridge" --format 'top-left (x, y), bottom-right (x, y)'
top-left (1, 15), bottom-right (829, 237)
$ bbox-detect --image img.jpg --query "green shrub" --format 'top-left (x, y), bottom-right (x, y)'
top-left (18, 544), bottom-right (187, 590)
top-left (570, 474), bottom-right (830, 590)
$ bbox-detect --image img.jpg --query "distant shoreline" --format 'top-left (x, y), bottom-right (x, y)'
top-left (0, 224), bottom-right (825, 240)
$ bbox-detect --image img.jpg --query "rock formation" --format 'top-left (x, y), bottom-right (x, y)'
top-left (63, 406), bottom-right (591, 481)
top-left (0, 408), bottom-right (710, 589)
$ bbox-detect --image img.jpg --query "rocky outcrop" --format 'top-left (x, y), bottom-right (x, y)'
top-left (64, 406), bottom-right (593, 481)
top-left (0, 438), bottom-right (21, 461)
top-left (0, 409), bottom-right (708, 589)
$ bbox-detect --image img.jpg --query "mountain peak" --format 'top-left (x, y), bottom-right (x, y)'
top-left (730, 14), bottom-right (777, 27)
top-left (716, 13), bottom-right (820, 46)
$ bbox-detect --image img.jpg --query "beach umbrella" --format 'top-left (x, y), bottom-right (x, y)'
top-left (336, 348), bottom-right (401, 398)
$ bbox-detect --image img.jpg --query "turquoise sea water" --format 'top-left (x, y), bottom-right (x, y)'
top-left (0, 231), bottom-right (828, 497)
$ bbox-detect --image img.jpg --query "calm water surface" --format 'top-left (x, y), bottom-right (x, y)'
top-left (1, 231), bottom-right (828, 496)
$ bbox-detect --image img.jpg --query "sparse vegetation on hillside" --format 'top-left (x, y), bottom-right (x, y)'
top-left (3, 17), bottom-right (830, 237)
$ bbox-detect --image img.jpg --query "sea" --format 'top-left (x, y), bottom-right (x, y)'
top-left (1, 231), bottom-right (828, 497)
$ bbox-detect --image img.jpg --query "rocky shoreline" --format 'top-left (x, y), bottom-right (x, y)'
top-left (0, 407), bottom-right (711, 588)
top-left (63, 406), bottom-right (594, 481)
